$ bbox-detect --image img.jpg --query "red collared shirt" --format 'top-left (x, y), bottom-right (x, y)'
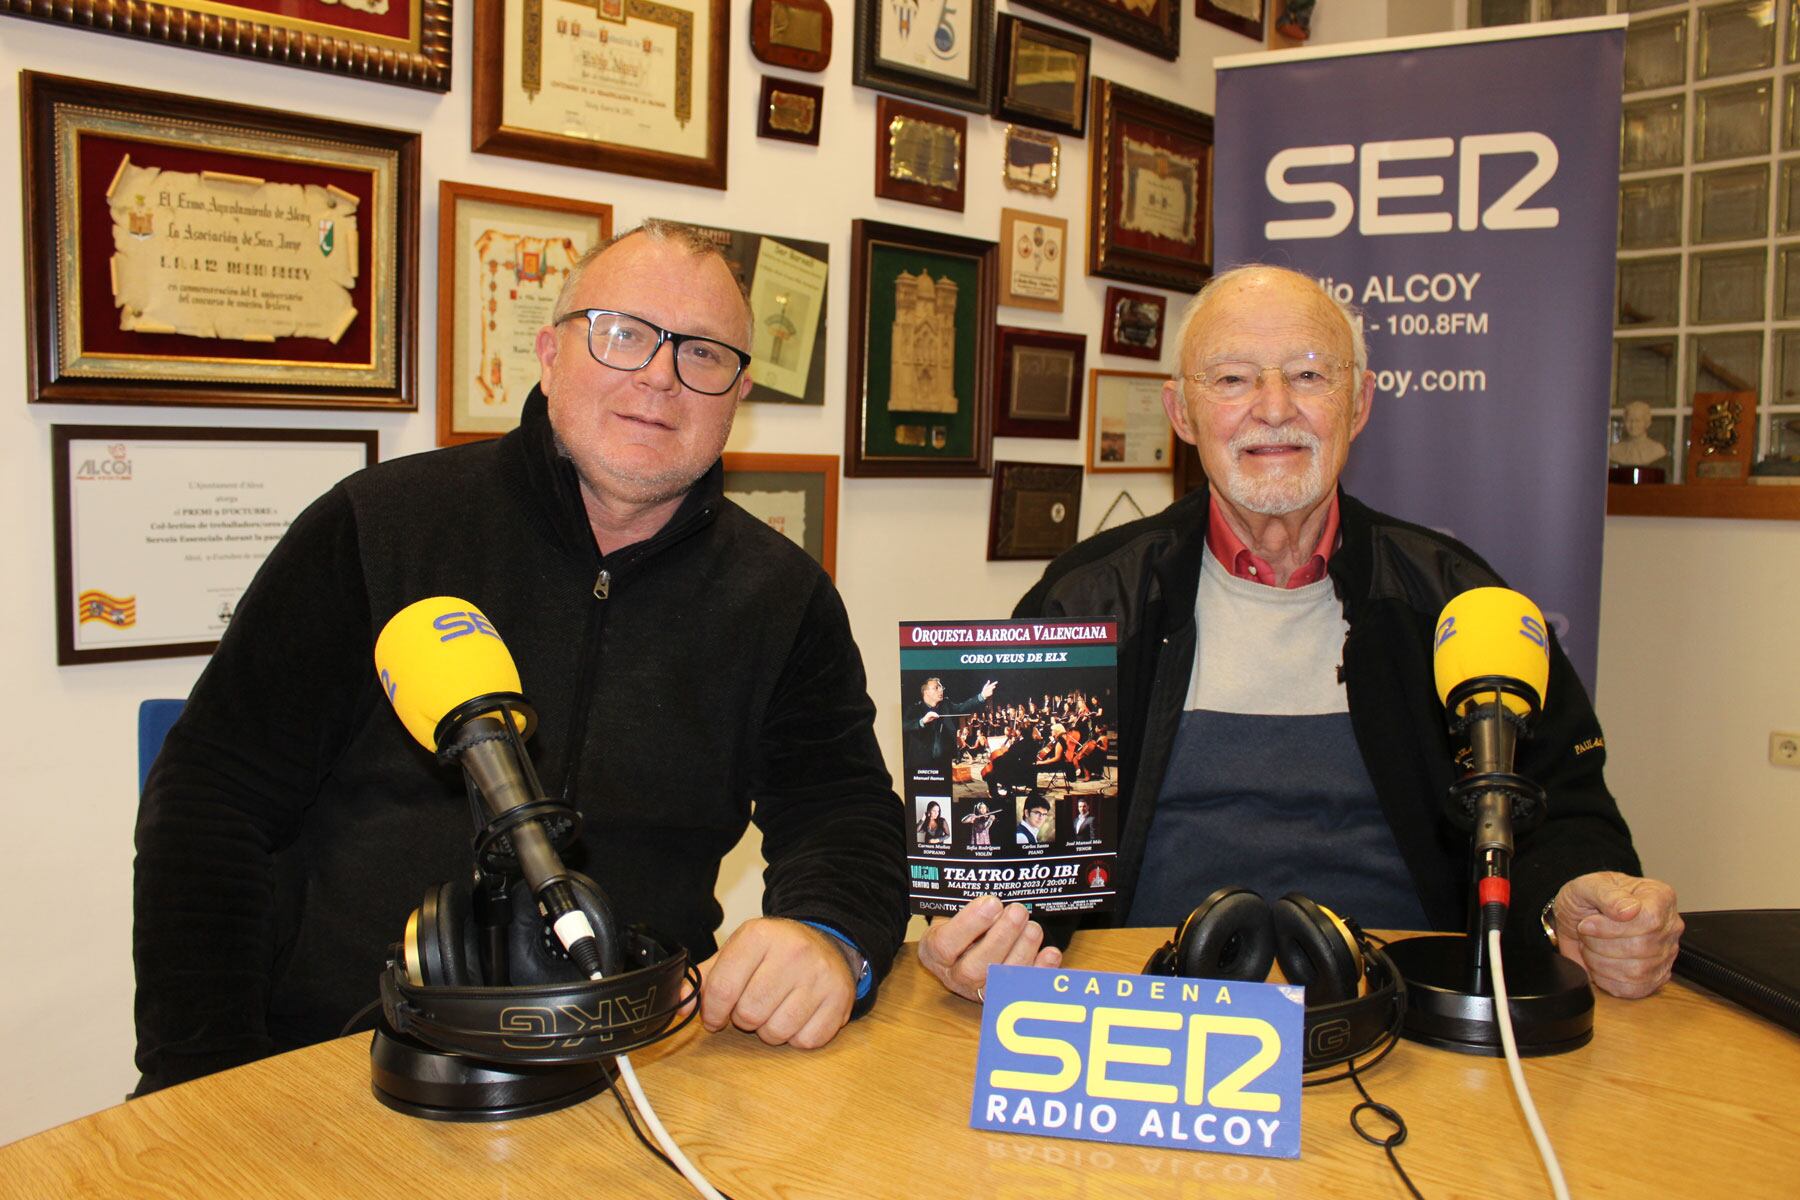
top-left (1205, 493), bottom-right (1340, 588)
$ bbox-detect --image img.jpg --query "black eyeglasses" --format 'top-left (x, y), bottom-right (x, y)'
top-left (555, 309), bottom-right (751, 396)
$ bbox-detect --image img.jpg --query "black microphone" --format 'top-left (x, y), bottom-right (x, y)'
top-left (374, 597), bottom-right (604, 978)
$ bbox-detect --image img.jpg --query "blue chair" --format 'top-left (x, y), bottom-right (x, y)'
top-left (138, 699), bottom-right (185, 794)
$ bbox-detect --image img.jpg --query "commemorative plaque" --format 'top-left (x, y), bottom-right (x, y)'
top-left (1687, 391), bottom-right (1758, 483)
top-left (751, 0), bottom-right (833, 72)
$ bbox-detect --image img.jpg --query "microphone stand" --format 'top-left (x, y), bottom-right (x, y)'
top-left (1384, 677), bottom-right (1593, 1058)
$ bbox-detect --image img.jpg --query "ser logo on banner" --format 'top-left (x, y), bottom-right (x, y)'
top-left (970, 965), bottom-right (1303, 1158)
top-left (1264, 132), bottom-right (1560, 239)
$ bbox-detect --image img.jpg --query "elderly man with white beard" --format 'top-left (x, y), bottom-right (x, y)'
top-left (917, 265), bottom-right (1683, 1004)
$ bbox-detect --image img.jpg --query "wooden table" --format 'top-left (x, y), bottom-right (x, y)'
top-left (5, 928), bottom-right (1798, 1199)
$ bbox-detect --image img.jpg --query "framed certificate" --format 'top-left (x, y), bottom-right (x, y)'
top-left (21, 73), bottom-right (420, 410)
top-left (52, 425), bottom-right (377, 665)
top-left (1, 0), bottom-right (452, 90)
top-left (1087, 368), bottom-right (1174, 473)
top-left (999, 208), bottom-right (1068, 312)
top-left (721, 452), bottom-right (839, 578)
top-left (988, 460), bottom-right (1083, 560)
top-left (1011, 0), bottom-right (1177, 62)
top-left (472, 0), bottom-right (730, 190)
top-left (438, 182), bottom-right (613, 445)
top-left (846, 220), bottom-right (997, 478)
top-left (992, 14), bottom-right (1089, 137)
top-left (1088, 78), bottom-right (1214, 292)
top-left (679, 225), bottom-right (831, 406)
top-left (853, 0), bottom-right (994, 114)
top-left (994, 326), bottom-right (1085, 440)
top-left (876, 96), bottom-right (969, 212)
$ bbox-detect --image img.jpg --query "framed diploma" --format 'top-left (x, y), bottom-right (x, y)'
top-left (993, 14), bottom-right (1089, 137)
top-left (994, 326), bottom-right (1085, 440)
top-left (21, 73), bottom-right (420, 411)
top-left (853, 0), bottom-right (995, 114)
top-left (52, 425), bottom-right (377, 666)
top-left (721, 452), bottom-right (839, 578)
top-left (1011, 0), bottom-right (1176, 62)
top-left (988, 460), bottom-right (1083, 560)
top-left (1, 0), bottom-right (452, 90)
top-left (846, 219), bottom-right (997, 478)
top-left (471, 0), bottom-right (730, 190)
top-left (999, 208), bottom-right (1068, 312)
top-left (750, 0), bottom-right (833, 72)
top-left (1100, 286), bottom-right (1167, 360)
top-left (758, 77), bottom-right (826, 145)
top-left (876, 96), bottom-right (968, 212)
top-left (1087, 368), bottom-right (1174, 473)
top-left (1088, 78), bottom-right (1214, 293)
top-left (679, 224), bottom-right (830, 406)
top-left (1197, 0), bottom-right (1263, 42)
top-left (438, 182), bottom-right (612, 445)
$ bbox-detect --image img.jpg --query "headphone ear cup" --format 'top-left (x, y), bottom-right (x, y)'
top-left (1272, 892), bottom-right (1362, 1005)
top-left (419, 881), bottom-right (483, 987)
top-left (1174, 887), bottom-right (1276, 982)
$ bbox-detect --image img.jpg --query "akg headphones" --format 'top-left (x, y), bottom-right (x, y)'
top-left (378, 870), bottom-right (697, 1068)
top-left (1142, 886), bottom-right (1405, 1073)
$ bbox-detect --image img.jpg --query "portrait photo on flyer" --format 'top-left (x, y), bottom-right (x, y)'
top-left (898, 619), bottom-right (1119, 917)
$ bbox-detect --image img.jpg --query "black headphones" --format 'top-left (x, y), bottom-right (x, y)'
top-left (377, 871), bottom-right (696, 1067)
top-left (1142, 886), bottom-right (1405, 1073)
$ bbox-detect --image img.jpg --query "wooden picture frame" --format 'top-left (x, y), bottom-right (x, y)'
top-left (988, 460), bottom-right (1084, 560)
top-left (1011, 0), bottom-right (1177, 62)
top-left (875, 96), bottom-right (968, 212)
top-left (1002, 126), bottom-right (1061, 197)
top-left (681, 224), bottom-right (831, 406)
top-left (21, 72), bottom-right (420, 410)
top-left (846, 220), bottom-right (997, 478)
top-left (1088, 78), bottom-right (1214, 292)
top-left (1197, 0), bottom-right (1264, 42)
top-left (852, 0), bottom-right (995, 114)
top-left (750, 0), bottom-right (833, 71)
top-left (52, 425), bottom-right (377, 665)
top-left (1100, 286), bottom-right (1168, 360)
top-left (993, 14), bottom-right (1090, 137)
top-left (1000, 209), bottom-right (1069, 312)
top-left (1, 0), bottom-right (451, 90)
top-left (1087, 368), bottom-right (1174, 473)
top-left (758, 77), bottom-right (826, 145)
top-left (994, 326), bottom-right (1085, 440)
top-left (436, 183), bottom-right (612, 446)
top-left (722, 452), bottom-right (839, 578)
top-left (471, 0), bottom-right (730, 190)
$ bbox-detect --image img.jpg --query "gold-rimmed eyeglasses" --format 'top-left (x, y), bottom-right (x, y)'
top-left (1180, 352), bottom-right (1350, 405)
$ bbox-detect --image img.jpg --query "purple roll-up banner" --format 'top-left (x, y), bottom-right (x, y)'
top-left (1212, 19), bottom-right (1625, 689)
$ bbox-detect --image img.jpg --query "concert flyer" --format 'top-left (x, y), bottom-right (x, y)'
top-left (899, 619), bottom-right (1118, 916)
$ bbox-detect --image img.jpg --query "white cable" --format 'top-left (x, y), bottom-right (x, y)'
top-left (1488, 929), bottom-right (1571, 1200)
top-left (613, 1053), bottom-right (726, 1200)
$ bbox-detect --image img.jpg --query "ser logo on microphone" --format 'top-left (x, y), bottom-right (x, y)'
top-left (433, 610), bottom-right (502, 644)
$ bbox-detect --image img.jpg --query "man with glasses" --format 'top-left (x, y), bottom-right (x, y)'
top-left (918, 265), bottom-right (1681, 1005)
top-left (134, 222), bottom-right (907, 1094)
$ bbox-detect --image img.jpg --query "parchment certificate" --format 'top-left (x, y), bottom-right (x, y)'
top-left (452, 198), bottom-right (591, 432)
top-left (725, 486), bottom-right (808, 550)
top-left (65, 435), bottom-right (370, 656)
top-left (107, 158), bottom-right (361, 342)
top-left (1095, 376), bottom-right (1170, 469)
top-left (748, 238), bottom-right (827, 401)
top-left (505, 0), bottom-right (712, 160)
top-left (1120, 137), bottom-right (1198, 244)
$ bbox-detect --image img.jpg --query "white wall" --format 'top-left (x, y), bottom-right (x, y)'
top-left (4, 1), bottom-right (1796, 1150)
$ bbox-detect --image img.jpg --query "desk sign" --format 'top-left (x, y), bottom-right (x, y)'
top-left (898, 620), bottom-right (1118, 917)
top-left (970, 965), bottom-right (1304, 1158)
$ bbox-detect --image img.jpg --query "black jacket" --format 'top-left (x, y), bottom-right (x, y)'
top-left (1016, 483), bottom-right (1641, 942)
top-left (133, 389), bottom-right (908, 1093)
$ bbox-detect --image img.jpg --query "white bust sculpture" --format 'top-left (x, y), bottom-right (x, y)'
top-left (1609, 400), bottom-right (1668, 467)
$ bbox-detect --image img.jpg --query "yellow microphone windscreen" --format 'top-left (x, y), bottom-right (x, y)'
top-left (374, 597), bottom-right (522, 750)
top-left (1432, 587), bottom-right (1551, 717)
